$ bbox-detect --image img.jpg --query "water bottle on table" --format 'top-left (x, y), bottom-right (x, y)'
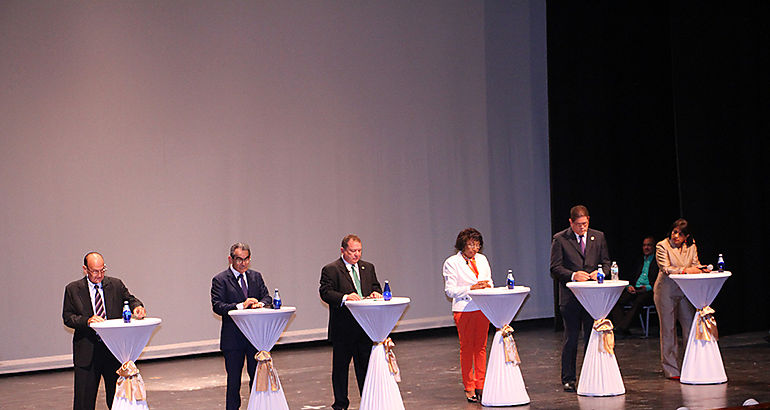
top-left (597, 264), bottom-right (605, 284)
top-left (383, 280), bottom-right (392, 301)
top-left (122, 301), bottom-right (131, 323)
top-left (273, 288), bottom-right (281, 309)
top-left (611, 261), bottom-right (619, 281)
top-left (506, 270), bottom-right (515, 289)
top-left (717, 254), bottom-right (725, 272)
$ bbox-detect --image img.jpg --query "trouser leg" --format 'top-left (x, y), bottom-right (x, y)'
top-left (331, 339), bottom-right (354, 409)
top-left (223, 349), bottom-right (245, 410)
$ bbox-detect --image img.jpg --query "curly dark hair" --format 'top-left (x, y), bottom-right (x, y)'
top-left (454, 228), bottom-right (483, 253)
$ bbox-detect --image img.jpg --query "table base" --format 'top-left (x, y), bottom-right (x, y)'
top-left (481, 330), bottom-right (529, 406)
top-left (246, 385), bottom-right (289, 410)
top-left (359, 343), bottom-right (404, 410)
top-left (577, 329), bottom-right (625, 397)
top-left (680, 311), bottom-right (727, 385)
top-left (112, 397), bottom-right (148, 410)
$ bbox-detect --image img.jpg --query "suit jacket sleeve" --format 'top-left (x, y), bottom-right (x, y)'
top-left (250, 271), bottom-right (273, 307)
top-left (598, 233), bottom-right (611, 270)
top-left (363, 262), bottom-right (382, 295)
top-left (550, 235), bottom-right (573, 284)
top-left (112, 278), bottom-right (143, 313)
top-left (320, 264), bottom-right (346, 307)
top-left (211, 274), bottom-right (237, 317)
top-left (62, 282), bottom-right (89, 330)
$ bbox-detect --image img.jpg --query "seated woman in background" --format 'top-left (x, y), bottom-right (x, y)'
top-left (442, 228), bottom-right (493, 403)
top-left (653, 218), bottom-right (711, 380)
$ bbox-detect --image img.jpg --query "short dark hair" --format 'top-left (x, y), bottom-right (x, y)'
top-left (570, 205), bottom-right (589, 220)
top-left (454, 228), bottom-right (484, 253)
top-left (669, 218), bottom-right (694, 246)
top-left (341, 234), bottom-right (362, 249)
top-left (229, 243), bottom-right (251, 259)
top-left (643, 235), bottom-right (655, 243)
top-left (83, 251), bottom-right (103, 266)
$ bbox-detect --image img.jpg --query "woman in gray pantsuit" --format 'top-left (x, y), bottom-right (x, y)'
top-left (653, 218), bottom-right (711, 379)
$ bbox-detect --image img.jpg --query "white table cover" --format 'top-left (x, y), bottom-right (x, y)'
top-left (567, 280), bottom-right (628, 397)
top-left (229, 307), bottom-right (296, 410)
top-left (346, 297), bottom-right (410, 410)
top-left (90, 318), bottom-right (162, 410)
top-left (468, 286), bottom-right (531, 406)
top-left (670, 272), bottom-right (731, 384)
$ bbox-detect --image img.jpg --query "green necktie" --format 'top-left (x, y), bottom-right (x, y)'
top-left (351, 265), bottom-right (363, 297)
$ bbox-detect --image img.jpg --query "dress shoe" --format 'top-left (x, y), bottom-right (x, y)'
top-left (475, 389), bottom-right (483, 400)
top-left (563, 381), bottom-right (576, 392)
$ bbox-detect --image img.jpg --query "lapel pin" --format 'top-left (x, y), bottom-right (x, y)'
top-left (591, 236), bottom-right (595, 241)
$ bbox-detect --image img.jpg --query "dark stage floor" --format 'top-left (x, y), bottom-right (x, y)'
top-left (2, 322), bottom-right (769, 409)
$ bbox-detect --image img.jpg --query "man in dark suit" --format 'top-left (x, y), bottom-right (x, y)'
top-left (211, 242), bottom-right (272, 410)
top-left (550, 205), bottom-right (611, 392)
top-left (319, 234), bottom-right (382, 410)
top-left (62, 251), bottom-right (146, 410)
top-left (610, 236), bottom-right (659, 334)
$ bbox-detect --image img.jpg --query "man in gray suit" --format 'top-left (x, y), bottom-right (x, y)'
top-left (550, 205), bottom-right (611, 392)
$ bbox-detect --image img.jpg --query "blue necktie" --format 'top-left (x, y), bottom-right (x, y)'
top-left (238, 274), bottom-right (248, 299)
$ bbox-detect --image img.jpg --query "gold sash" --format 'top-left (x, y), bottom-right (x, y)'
top-left (115, 361), bottom-right (146, 402)
top-left (696, 306), bottom-right (719, 341)
top-left (500, 325), bottom-right (521, 365)
top-left (379, 338), bottom-right (401, 382)
top-left (254, 350), bottom-right (280, 392)
top-left (593, 319), bottom-right (615, 355)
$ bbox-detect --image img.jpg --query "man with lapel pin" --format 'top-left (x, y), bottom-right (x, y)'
top-left (319, 234), bottom-right (383, 410)
top-left (211, 242), bottom-right (272, 410)
top-left (550, 205), bottom-right (611, 392)
top-left (62, 251), bottom-right (146, 410)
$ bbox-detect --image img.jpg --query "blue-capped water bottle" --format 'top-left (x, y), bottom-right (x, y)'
top-left (273, 289), bottom-right (281, 309)
top-left (122, 301), bottom-right (131, 323)
top-left (597, 264), bottom-right (605, 284)
top-left (383, 280), bottom-right (392, 301)
top-left (506, 270), bottom-right (515, 289)
top-left (717, 254), bottom-right (725, 272)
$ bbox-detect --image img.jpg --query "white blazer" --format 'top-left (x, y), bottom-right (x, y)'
top-left (443, 251), bottom-right (494, 312)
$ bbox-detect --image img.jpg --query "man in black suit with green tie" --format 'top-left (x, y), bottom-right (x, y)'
top-left (319, 234), bottom-right (382, 410)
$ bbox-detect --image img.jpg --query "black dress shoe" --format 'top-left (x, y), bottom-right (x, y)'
top-left (563, 381), bottom-right (576, 392)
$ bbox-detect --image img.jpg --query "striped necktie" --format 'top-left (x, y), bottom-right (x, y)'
top-left (94, 285), bottom-right (106, 319)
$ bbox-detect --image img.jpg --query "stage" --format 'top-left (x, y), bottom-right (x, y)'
top-left (2, 321), bottom-right (768, 409)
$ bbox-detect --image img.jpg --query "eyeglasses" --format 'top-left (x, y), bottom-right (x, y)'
top-left (466, 242), bottom-right (481, 250)
top-left (233, 256), bottom-right (250, 264)
top-left (87, 266), bottom-right (107, 275)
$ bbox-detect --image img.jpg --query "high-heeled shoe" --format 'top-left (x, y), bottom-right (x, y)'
top-left (465, 391), bottom-right (478, 403)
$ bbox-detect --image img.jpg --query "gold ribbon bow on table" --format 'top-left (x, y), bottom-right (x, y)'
top-left (500, 325), bottom-right (521, 365)
top-left (696, 306), bottom-right (719, 342)
top-left (115, 361), bottom-right (146, 402)
top-left (254, 350), bottom-right (281, 392)
top-left (380, 338), bottom-right (401, 382)
top-left (593, 319), bottom-right (615, 355)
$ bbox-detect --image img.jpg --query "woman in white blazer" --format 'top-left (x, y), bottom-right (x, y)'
top-left (443, 228), bottom-right (493, 403)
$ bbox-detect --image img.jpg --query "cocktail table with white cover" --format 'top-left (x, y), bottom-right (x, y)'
top-left (228, 307), bottom-right (296, 410)
top-left (468, 286), bottom-right (531, 406)
top-left (670, 272), bottom-right (731, 384)
top-left (566, 280), bottom-right (628, 397)
top-left (90, 317), bottom-right (162, 410)
top-left (345, 297), bottom-right (410, 410)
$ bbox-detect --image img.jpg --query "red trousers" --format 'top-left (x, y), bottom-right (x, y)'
top-left (453, 310), bottom-right (489, 391)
